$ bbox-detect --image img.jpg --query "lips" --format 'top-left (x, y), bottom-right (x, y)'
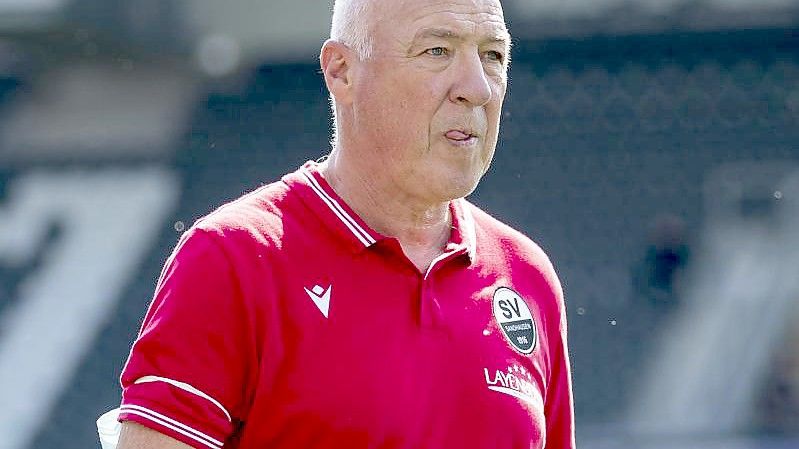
top-left (445, 130), bottom-right (475, 141)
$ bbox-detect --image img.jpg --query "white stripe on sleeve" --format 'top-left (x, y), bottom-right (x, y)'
top-left (119, 404), bottom-right (223, 449)
top-left (133, 376), bottom-right (232, 422)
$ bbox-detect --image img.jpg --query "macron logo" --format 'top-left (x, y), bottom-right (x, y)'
top-left (304, 284), bottom-right (331, 318)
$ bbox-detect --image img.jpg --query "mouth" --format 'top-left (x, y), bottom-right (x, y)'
top-left (444, 129), bottom-right (479, 146)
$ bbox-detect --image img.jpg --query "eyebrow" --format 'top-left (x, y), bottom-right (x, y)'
top-left (412, 27), bottom-right (511, 47)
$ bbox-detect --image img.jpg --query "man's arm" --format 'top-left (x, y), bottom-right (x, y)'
top-left (117, 422), bottom-right (194, 449)
top-left (116, 229), bottom-right (254, 447)
top-left (543, 280), bottom-right (576, 449)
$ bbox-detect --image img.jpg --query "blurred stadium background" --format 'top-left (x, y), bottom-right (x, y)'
top-left (0, 0), bottom-right (797, 448)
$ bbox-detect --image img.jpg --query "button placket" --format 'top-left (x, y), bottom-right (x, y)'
top-left (418, 247), bottom-right (467, 329)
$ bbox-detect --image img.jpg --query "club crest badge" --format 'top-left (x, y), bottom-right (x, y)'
top-left (492, 287), bottom-right (537, 354)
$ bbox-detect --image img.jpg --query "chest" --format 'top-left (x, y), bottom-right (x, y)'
top-left (238, 247), bottom-right (554, 449)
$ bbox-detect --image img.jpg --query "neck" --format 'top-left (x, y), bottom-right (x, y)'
top-left (320, 152), bottom-right (452, 271)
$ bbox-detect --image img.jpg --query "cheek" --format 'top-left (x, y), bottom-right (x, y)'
top-left (488, 97), bottom-right (505, 133)
top-left (491, 84), bottom-right (507, 114)
top-left (393, 91), bottom-right (438, 140)
top-left (362, 69), bottom-right (448, 145)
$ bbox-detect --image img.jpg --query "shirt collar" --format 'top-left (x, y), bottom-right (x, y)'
top-left (284, 161), bottom-right (382, 253)
top-left (286, 160), bottom-right (477, 262)
top-left (448, 197), bottom-right (477, 264)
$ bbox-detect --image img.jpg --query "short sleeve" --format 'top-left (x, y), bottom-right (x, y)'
top-left (544, 282), bottom-right (576, 449)
top-left (118, 228), bottom-right (255, 449)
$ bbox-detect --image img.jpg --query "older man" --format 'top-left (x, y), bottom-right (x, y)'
top-left (110, 0), bottom-right (575, 448)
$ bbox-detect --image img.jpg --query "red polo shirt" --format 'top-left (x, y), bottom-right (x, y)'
top-left (118, 161), bottom-right (575, 449)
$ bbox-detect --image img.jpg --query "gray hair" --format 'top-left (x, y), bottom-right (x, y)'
top-left (327, 0), bottom-right (375, 149)
top-left (330, 0), bottom-right (374, 60)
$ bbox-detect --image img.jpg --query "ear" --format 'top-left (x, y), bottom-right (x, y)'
top-left (320, 39), bottom-right (355, 106)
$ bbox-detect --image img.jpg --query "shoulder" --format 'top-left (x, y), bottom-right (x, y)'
top-left (465, 200), bottom-right (556, 273)
top-left (189, 179), bottom-right (298, 251)
top-left (465, 200), bottom-right (564, 302)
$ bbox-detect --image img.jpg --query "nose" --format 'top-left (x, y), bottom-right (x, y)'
top-left (449, 50), bottom-right (493, 107)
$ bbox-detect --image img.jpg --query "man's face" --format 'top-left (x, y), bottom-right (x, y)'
top-left (350, 0), bottom-right (510, 203)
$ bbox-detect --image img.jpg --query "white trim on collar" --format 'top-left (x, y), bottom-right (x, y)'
top-left (459, 199), bottom-right (478, 261)
top-left (301, 169), bottom-right (377, 247)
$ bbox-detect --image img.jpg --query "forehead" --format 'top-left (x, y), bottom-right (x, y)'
top-left (377, 0), bottom-right (508, 43)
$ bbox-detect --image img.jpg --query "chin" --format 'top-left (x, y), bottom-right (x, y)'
top-left (435, 173), bottom-right (483, 201)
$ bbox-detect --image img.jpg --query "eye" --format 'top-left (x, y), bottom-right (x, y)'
top-left (425, 47), bottom-right (448, 57)
top-left (484, 50), bottom-right (504, 63)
